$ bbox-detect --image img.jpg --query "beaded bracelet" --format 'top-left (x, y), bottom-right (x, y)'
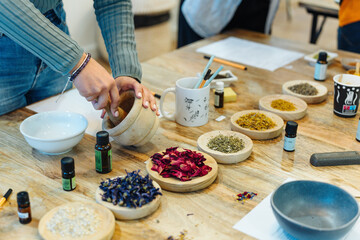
top-left (56, 53), bottom-right (91, 103)
top-left (69, 53), bottom-right (91, 82)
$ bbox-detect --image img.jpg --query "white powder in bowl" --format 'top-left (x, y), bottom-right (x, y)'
top-left (46, 205), bottom-right (100, 237)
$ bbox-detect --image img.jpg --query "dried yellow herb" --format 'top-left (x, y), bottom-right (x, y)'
top-left (271, 99), bottom-right (296, 111)
top-left (236, 112), bottom-right (276, 131)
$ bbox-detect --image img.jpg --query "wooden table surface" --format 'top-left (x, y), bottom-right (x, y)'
top-left (1, 29), bottom-right (360, 240)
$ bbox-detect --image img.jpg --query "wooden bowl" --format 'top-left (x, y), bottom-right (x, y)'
top-left (282, 80), bottom-right (328, 104)
top-left (102, 90), bottom-right (159, 147)
top-left (95, 179), bottom-right (162, 220)
top-left (259, 94), bottom-right (307, 121)
top-left (38, 202), bottom-right (115, 240)
top-left (145, 149), bottom-right (218, 192)
top-left (197, 130), bottom-right (253, 164)
top-left (230, 110), bottom-right (284, 140)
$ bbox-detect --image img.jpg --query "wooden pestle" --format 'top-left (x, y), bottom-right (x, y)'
top-left (104, 103), bottom-right (127, 126)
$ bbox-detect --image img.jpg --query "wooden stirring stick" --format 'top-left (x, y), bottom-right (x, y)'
top-left (104, 104), bottom-right (127, 126)
top-left (338, 74), bottom-right (343, 83)
top-left (356, 62), bottom-right (360, 76)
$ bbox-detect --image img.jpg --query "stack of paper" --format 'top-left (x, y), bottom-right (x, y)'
top-left (197, 37), bottom-right (304, 71)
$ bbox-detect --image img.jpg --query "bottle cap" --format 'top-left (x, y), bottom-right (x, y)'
top-left (61, 157), bottom-right (75, 172)
top-left (285, 121), bottom-right (298, 135)
top-left (318, 52), bottom-right (327, 62)
top-left (17, 191), bottom-right (29, 205)
top-left (215, 81), bottom-right (224, 91)
top-left (96, 131), bottom-right (110, 145)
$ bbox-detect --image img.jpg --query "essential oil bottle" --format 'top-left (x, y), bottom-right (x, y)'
top-left (283, 121), bottom-right (298, 152)
top-left (214, 81), bottom-right (224, 108)
top-left (17, 191), bottom-right (32, 224)
top-left (95, 131), bottom-right (112, 174)
top-left (314, 51), bottom-right (327, 81)
top-left (61, 157), bottom-right (76, 191)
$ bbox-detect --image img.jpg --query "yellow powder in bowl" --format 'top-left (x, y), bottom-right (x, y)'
top-left (271, 99), bottom-right (296, 111)
top-left (236, 112), bottom-right (276, 131)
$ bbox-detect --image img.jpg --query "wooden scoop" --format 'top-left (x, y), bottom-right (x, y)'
top-left (355, 62), bottom-right (360, 76)
top-left (104, 103), bottom-right (127, 126)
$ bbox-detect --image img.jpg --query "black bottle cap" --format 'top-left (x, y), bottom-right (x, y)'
top-left (96, 131), bottom-right (109, 145)
top-left (318, 51), bottom-right (327, 62)
top-left (17, 191), bottom-right (29, 205)
top-left (285, 121), bottom-right (298, 135)
top-left (61, 157), bottom-right (75, 172)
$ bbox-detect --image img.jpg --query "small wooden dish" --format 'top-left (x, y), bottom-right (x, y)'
top-left (197, 130), bottom-right (253, 164)
top-left (38, 202), bottom-right (115, 240)
top-left (145, 149), bottom-right (218, 192)
top-left (95, 178), bottom-right (162, 220)
top-left (230, 110), bottom-right (284, 140)
top-left (259, 94), bottom-right (307, 121)
top-left (282, 80), bottom-right (328, 104)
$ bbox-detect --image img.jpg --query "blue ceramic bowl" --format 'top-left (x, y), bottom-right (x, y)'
top-left (271, 180), bottom-right (359, 240)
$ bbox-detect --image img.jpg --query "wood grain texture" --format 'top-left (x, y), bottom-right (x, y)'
top-left (259, 94), bottom-right (308, 121)
top-left (2, 30), bottom-right (360, 240)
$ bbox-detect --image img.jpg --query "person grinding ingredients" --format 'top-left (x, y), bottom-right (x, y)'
top-left (0, 0), bottom-right (159, 117)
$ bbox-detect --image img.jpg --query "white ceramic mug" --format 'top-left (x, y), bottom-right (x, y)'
top-left (160, 77), bottom-right (210, 127)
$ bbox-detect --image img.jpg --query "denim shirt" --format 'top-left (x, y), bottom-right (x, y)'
top-left (181, 0), bottom-right (243, 38)
top-left (0, 0), bottom-right (141, 81)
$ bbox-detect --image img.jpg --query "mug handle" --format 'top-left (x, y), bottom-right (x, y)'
top-left (160, 87), bottom-right (176, 121)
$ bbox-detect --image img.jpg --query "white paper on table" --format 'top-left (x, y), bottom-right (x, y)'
top-left (27, 88), bottom-right (103, 137)
top-left (233, 178), bottom-right (360, 240)
top-left (196, 37), bottom-right (304, 72)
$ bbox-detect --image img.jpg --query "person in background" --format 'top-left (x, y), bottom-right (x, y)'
top-left (177, 0), bottom-right (280, 48)
top-left (0, 0), bottom-right (158, 117)
top-left (338, 0), bottom-right (360, 53)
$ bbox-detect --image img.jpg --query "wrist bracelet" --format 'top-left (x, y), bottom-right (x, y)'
top-left (69, 53), bottom-right (91, 82)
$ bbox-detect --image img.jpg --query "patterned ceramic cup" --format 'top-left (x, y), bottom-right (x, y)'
top-left (333, 74), bottom-right (360, 117)
top-left (160, 77), bottom-right (210, 127)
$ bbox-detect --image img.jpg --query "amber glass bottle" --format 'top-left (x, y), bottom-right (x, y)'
top-left (95, 131), bottom-right (112, 174)
top-left (17, 191), bottom-right (32, 224)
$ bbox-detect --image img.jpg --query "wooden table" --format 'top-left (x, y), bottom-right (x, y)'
top-left (1, 29), bottom-right (360, 240)
top-left (299, 0), bottom-right (339, 44)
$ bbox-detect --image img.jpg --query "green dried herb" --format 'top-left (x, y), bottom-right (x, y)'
top-left (207, 134), bottom-right (244, 153)
top-left (288, 83), bottom-right (318, 96)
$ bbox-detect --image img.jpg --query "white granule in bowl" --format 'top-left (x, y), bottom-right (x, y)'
top-left (46, 205), bottom-right (100, 237)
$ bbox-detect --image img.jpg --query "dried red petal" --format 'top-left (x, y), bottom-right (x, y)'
top-left (150, 147), bottom-right (212, 181)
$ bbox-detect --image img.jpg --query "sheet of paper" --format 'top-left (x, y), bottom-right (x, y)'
top-left (196, 37), bottom-right (304, 71)
top-left (233, 179), bottom-right (360, 240)
top-left (27, 89), bottom-right (103, 137)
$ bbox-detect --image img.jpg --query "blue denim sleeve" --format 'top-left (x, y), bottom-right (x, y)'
top-left (94, 0), bottom-right (142, 82)
top-left (0, 0), bottom-right (83, 75)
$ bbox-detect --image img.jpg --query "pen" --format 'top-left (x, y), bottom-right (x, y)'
top-left (151, 92), bottom-right (161, 99)
top-left (204, 56), bottom-right (247, 71)
top-left (0, 188), bottom-right (12, 208)
top-left (199, 69), bottom-right (212, 89)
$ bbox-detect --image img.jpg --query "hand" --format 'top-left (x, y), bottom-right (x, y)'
top-left (72, 54), bottom-right (120, 117)
top-left (100, 76), bottom-right (160, 118)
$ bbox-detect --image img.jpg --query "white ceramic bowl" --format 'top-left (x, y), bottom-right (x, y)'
top-left (20, 111), bottom-right (88, 155)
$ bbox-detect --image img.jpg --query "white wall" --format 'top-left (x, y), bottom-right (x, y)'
top-left (62, 0), bottom-right (99, 58)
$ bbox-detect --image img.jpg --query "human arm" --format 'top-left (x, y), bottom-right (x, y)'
top-left (0, 0), bottom-right (83, 74)
top-left (94, 0), bottom-right (158, 114)
top-left (0, 0), bottom-right (124, 116)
